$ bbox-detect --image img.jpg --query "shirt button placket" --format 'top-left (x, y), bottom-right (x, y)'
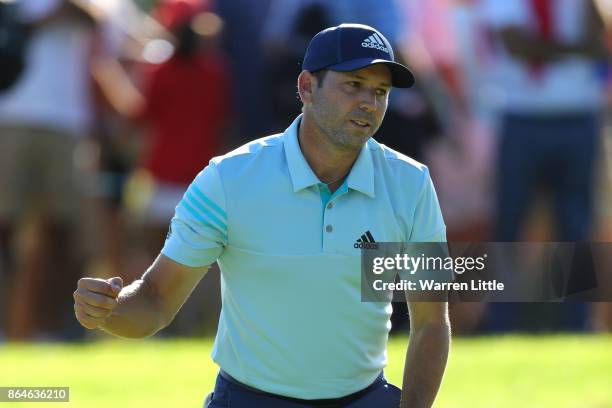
top-left (323, 198), bottom-right (335, 251)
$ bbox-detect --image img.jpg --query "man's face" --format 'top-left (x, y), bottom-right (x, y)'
top-left (307, 64), bottom-right (392, 152)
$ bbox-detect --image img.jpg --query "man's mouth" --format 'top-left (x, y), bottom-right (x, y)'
top-left (349, 119), bottom-right (371, 128)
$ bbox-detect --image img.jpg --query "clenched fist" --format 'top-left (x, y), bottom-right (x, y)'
top-left (74, 277), bottom-right (124, 330)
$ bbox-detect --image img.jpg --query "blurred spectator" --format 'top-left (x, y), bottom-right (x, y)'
top-left (262, 0), bottom-right (402, 49)
top-left (91, 0), bottom-right (231, 337)
top-left (93, 0), bottom-right (232, 262)
top-left (215, 0), bottom-right (272, 143)
top-left (486, 0), bottom-right (608, 241)
top-left (261, 2), bottom-right (330, 130)
top-left (138, 0), bottom-right (231, 257)
top-left (87, 0), bottom-right (153, 283)
top-left (481, 0), bottom-right (609, 332)
top-left (401, 0), bottom-right (498, 243)
top-left (400, 0), bottom-right (502, 334)
top-left (0, 0), bottom-right (104, 340)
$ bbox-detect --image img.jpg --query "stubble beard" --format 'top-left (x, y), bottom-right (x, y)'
top-left (331, 127), bottom-right (370, 152)
top-left (314, 110), bottom-right (373, 154)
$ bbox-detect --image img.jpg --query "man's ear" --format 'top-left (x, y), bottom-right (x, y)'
top-left (297, 70), bottom-right (315, 106)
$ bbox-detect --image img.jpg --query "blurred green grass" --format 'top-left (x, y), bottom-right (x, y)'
top-left (0, 335), bottom-right (611, 407)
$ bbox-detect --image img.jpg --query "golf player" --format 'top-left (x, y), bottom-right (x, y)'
top-left (74, 24), bottom-right (450, 407)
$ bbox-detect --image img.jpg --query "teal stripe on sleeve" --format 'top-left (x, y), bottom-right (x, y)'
top-left (184, 191), bottom-right (227, 232)
top-left (181, 198), bottom-right (228, 241)
top-left (190, 184), bottom-right (227, 220)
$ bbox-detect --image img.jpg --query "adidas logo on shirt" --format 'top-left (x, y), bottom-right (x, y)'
top-left (354, 230), bottom-right (378, 249)
top-left (361, 33), bottom-right (389, 53)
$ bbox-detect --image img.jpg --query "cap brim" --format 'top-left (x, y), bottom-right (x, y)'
top-left (328, 58), bottom-right (415, 88)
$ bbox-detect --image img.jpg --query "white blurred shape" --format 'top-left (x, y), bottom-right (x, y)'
top-left (142, 38), bottom-right (174, 64)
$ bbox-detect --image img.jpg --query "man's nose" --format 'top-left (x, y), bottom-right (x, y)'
top-left (358, 91), bottom-right (378, 113)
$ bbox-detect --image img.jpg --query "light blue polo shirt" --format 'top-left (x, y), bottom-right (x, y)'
top-left (162, 115), bottom-right (446, 399)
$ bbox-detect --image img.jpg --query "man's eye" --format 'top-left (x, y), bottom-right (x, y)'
top-left (376, 89), bottom-right (388, 96)
top-left (347, 81), bottom-right (360, 87)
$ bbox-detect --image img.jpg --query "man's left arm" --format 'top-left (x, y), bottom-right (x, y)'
top-left (400, 299), bottom-right (451, 408)
top-left (400, 165), bottom-right (450, 406)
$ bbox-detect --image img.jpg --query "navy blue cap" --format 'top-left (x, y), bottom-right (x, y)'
top-left (303, 23), bottom-right (415, 88)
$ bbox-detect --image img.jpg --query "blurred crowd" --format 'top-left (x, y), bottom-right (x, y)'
top-left (0, 0), bottom-right (611, 341)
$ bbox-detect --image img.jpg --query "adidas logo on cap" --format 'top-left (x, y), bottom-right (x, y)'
top-left (361, 33), bottom-right (389, 53)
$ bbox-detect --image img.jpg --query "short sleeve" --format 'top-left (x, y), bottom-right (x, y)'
top-left (161, 162), bottom-right (227, 267)
top-left (408, 167), bottom-right (446, 243)
top-left (401, 168), bottom-right (451, 285)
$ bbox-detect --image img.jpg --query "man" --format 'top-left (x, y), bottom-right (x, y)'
top-left (0, 0), bottom-right (101, 340)
top-left (485, 0), bottom-right (608, 243)
top-left (74, 24), bottom-right (450, 407)
top-left (481, 0), bottom-right (609, 332)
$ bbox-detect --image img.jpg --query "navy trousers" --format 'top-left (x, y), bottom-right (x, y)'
top-left (204, 371), bottom-right (401, 408)
top-left (495, 113), bottom-right (599, 242)
top-left (485, 113), bottom-right (598, 333)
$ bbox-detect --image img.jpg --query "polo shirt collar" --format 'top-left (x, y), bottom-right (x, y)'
top-left (347, 140), bottom-right (375, 198)
top-left (284, 115), bottom-right (320, 192)
top-left (283, 115), bottom-right (375, 198)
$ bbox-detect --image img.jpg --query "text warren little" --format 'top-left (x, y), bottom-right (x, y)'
top-left (373, 279), bottom-right (505, 291)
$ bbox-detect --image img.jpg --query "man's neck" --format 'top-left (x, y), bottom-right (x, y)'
top-left (298, 116), bottom-right (362, 191)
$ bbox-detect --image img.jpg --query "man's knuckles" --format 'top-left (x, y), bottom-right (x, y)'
top-left (74, 290), bottom-right (118, 310)
top-left (75, 301), bottom-right (112, 318)
top-left (75, 309), bottom-right (104, 329)
top-left (78, 277), bottom-right (117, 297)
top-left (74, 277), bottom-right (122, 329)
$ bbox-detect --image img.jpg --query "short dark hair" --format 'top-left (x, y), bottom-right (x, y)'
top-left (311, 69), bottom-right (328, 88)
